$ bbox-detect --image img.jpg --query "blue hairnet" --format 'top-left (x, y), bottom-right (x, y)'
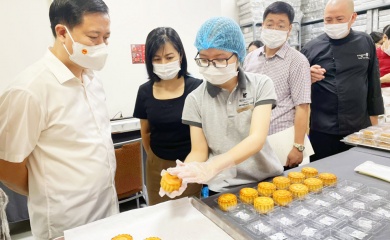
top-left (195, 17), bottom-right (246, 63)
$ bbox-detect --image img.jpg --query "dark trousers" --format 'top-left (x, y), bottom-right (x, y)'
top-left (309, 130), bottom-right (353, 162)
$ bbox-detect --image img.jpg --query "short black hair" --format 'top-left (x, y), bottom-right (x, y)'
top-left (263, 1), bottom-right (295, 24)
top-left (49, 0), bottom-right (109, 37)
top-left (383, 25), bottom-right (390, 38)
top-left (370, 32), bottom-right (384, 43)
top-left (145, 27), bottom-right (188, 82)
top-left (248, 40), bottom-right (263, 49)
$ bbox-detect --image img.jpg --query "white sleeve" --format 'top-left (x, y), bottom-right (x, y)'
top-left (0, 88), bottom-right (44, 162)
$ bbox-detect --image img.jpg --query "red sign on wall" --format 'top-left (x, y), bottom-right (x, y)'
top-left (131, 44), bottom-right (145, 64)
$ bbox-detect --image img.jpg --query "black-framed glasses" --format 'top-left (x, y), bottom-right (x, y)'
top-left (194, 53), bottom-right (235, 68)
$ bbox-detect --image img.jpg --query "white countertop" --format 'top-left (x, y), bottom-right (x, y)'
top-left (64, 198), bottom-right (234, 240)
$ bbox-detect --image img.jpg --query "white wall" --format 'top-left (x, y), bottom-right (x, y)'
top-left (0, 0), bottom-right (53, 93)
top-left (0, 0), bottom-right (238, 118)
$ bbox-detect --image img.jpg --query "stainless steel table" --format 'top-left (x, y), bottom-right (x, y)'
top-left (202, 147), bottom-right (390, 239)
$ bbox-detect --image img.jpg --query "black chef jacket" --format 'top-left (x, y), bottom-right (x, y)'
top-left (301, 29), bottom-right (384, 135)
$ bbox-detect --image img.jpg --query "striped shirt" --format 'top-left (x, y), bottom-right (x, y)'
top-left (243, 42), bottom-right (311, 134)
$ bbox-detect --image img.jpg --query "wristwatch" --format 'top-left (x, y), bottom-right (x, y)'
top-left (293, 143), bottom-right (305, 152)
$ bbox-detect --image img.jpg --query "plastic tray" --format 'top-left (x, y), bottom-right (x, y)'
top-left (335, 223), bottom-right (372, 240)
top-left (357, 187), bottom-right (388, 201)
top-left (228, 208), bottom-right (258, 224)
top-left (329, 206), bottom-right (356, 218)
top-left (289, 203), bottom-right (320, 219)
top-left (285, 220), bottom-right (327, 238)
top-left (268, 211), bottom-right (302, 228)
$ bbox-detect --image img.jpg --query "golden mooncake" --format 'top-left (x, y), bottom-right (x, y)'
top-left (289, 183), bottom-right (309, 200)
top-left (160, 172), bottom-right (182, 193)
top-left (144, 238), bottom-right (161, 240)
top-left (218, 193), bottom-right (237, 211)
top-left (239, 187), bottom-right (258, 204)
top-left (288, 172), bottom-right (306, 184)
top-left (254, 197), bottom-right (274, 214)
top-left (112, 234), bottom-right (133, 240)
top-left (273, 176), bottom-right (291, 190)
top-left (257, 182), bottom-right (277, 197)
top-left (301, 167), bottom-right (318, 178)
top-left (304, 178), bottom-right (323, 193)
top-left (272, 190), bottom-right (293, 206)
top-left (318, 173), bottom-right (337, 186)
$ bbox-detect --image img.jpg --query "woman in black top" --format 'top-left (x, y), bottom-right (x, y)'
top-left (133, 27), bottom-right (202, 205)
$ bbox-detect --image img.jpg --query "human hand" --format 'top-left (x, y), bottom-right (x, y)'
top-left (158, 169), bottom-right (188, 198)
top-left (167, 160), bottom-right (218, 184)
top-left (285, 147), bottom-right (303, 168)
top-left (310, 65), bottom-right (326, 83)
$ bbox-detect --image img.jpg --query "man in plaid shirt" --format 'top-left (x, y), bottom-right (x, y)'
top-left (244, 1), bottom-right (311, 169)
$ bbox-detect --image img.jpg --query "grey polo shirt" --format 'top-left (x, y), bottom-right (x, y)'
top-left (182, 67), bottom-right (283, 192)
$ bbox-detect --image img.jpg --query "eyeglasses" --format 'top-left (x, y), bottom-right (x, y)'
top-left (194, 53), bottom-right (235, 68)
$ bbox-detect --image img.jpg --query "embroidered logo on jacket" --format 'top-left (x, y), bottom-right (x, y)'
top-left (357, 53), bottom-right (369, 59)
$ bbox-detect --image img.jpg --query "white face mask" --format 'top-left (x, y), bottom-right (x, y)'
top-left (324, 16), bottom-right (352, 40)
top-left (260, 28), bottom-right (288, 49)
top-left (199, 62), bottom-right (238, 85)
top-left (62, 26), bottom-right (108, 71)
top-left (153, 60), bottom-right (181, 80)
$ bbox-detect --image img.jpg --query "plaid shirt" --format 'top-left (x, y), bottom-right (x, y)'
top-left (0, 188), bottom-right (10, 240)
top-left (243, 42), bottom-right (311, 135)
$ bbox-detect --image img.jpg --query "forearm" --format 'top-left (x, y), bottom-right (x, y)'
top-left (184, 150), bottom-right (208, 163)
top-left (140, 119), bottom-right (151, 152)
top-left (0, 159), bottom-right (28, 196)
top-left (223, 133), bottom-right (265, 166)
top-left (194, 133), bottom-right (266, 178)
top-left (215, 104), bottom-right (272, 168)
top-left (141, 134), bottom-right (151, 152)
top-left (370, 116), bottom-right (378, 126)
top-left (294, 104), bottom-right (310, 144)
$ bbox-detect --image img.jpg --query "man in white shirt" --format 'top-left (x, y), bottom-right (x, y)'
top-left (0, 0), bottom-right (119, 239)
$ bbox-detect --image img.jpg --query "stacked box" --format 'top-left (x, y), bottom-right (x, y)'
top-left (301, 0), bottom-right (326, 23)
top-left (237, 0), bottom-right (303, 48)
top-left (379, 9), bottom-right (390, 32)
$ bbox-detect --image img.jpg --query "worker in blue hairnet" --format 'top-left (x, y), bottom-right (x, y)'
top-left (159, 17), bottom-right (283, 197)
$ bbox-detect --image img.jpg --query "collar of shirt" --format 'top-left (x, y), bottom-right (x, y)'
top-left (44, 49), bottom-right (95, 86)
top-left (206, 66), bottom-right (246, 98)
top-left (258, 42), bottom-right (290, 59)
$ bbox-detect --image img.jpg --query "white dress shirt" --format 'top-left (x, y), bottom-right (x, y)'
top-left (0, 50), bottom-right (119, 239)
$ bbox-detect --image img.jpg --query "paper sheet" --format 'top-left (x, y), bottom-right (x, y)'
top-left (64, 198), bottom-right (234, 240)
top-left (354, 161), bottom-right (390, 183)
top-left (267, 126), bottom-right (314, 165)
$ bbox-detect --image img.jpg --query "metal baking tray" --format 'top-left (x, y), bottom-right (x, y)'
top-left (341, 139), bottom-right (390, 152)
top-left (190, 197), bottom-right (252, 240)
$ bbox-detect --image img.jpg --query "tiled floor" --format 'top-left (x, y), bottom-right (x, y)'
top-left (9, 197), bottom-right (147, 239)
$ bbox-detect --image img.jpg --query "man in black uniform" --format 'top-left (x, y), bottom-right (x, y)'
top-left (301, 0), bottom-right (384, 162)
